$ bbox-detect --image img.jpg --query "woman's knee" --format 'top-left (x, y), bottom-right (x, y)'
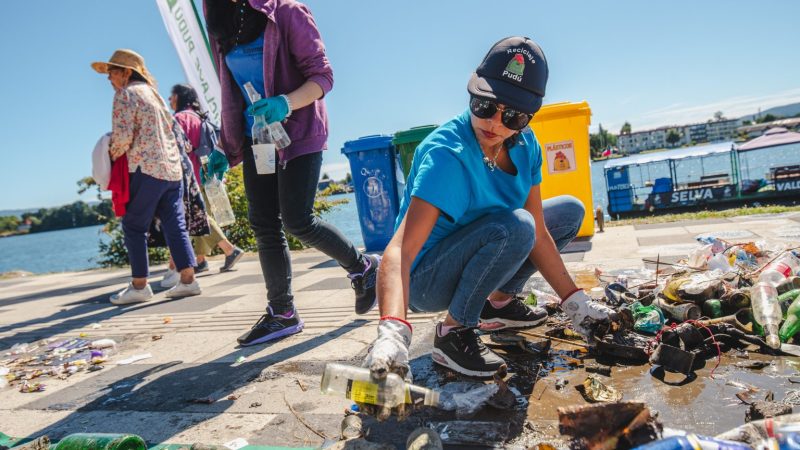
top-left (553, 195), bottom-right (585, 228)
top-left (282, 211), bottom-right (316, 238)
top-left (492, 209), bottom-right (536, 250)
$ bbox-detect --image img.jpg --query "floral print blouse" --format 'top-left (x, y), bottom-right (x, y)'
top-left (109, 82), bottom-right (182, 181)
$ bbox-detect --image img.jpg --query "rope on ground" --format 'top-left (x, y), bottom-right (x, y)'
top-left (283, 392), bottom-right (329, 440)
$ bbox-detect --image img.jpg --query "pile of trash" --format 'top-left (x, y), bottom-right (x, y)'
top-left (0, 337), bottom-right (116, 393)
top-left (529, 236), bottom-right (800, 381)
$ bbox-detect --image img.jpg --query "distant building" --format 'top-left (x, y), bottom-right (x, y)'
top-left (737, 117), bottom-right (800, 139)
top-left (617, 118), bottom-right (743, 154)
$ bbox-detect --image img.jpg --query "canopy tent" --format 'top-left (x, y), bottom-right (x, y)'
top-left (736, 127), bottom-right (800, 152)
top-left (604, 141), bottom-right (734, 169)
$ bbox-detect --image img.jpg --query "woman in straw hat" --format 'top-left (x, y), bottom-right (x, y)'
top-left (92, 49), bottom-right (202, 304)
top-left (203, 0), bottom-right (379, 347)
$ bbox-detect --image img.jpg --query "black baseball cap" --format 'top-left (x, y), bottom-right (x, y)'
top-left (467, 36), bottom-right (549, 115)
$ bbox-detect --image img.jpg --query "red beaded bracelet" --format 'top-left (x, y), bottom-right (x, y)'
top-left (380, 316), bottom-right (413, 332)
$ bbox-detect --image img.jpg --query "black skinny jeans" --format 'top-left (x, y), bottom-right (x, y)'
top-left (241, 146), bottom-right (364, 314)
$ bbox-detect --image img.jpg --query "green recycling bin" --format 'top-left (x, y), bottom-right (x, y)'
top-left (392, 125), bottom-right (438, 178)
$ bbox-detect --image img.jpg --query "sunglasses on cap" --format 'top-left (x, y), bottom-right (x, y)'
top-left (469, 96), bottom-right (533, 131)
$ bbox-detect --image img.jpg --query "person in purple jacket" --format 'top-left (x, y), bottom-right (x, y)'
top-left (204, 0), bottom-right (379, 346)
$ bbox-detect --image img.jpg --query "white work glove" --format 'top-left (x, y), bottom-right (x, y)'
top-left (561, 290), bottom-right (616, 343)
top-left (361, 318), bottom-right (412, 421)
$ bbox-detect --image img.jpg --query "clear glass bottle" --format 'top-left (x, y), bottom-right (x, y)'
top-left (269, 121), bottom-right (292, 150)
top-left (751, 282), bottom-right (783, 349)
top-left (320, 363), bottom-right (439, 408)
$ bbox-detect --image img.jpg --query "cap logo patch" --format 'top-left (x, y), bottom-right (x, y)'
top-left (502, 54), bottom-right (525, 82)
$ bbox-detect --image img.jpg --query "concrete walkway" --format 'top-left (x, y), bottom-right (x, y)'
top-left (1, 212), bottom-right (799, 448)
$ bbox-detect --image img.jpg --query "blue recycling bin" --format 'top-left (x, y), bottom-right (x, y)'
top-left (341, 135), bottom-right (401, 252)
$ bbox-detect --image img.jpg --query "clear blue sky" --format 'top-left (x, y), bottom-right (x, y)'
top-left (1, 0), bottom-right (798, 210)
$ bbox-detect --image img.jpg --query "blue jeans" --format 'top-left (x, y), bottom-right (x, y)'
top-left (409, 195), bottom-right (585, 327)
top-left (123, 169), bottom-right (196, 278)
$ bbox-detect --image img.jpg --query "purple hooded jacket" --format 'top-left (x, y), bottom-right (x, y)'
top-left (206, 0), bottom-right (333, 167)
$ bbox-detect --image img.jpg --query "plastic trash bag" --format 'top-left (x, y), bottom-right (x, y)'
top-left (631, 302), bottom-right (665, 334)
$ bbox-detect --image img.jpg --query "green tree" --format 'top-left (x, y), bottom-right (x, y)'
top-left (590, 124), bottom-right (617, 158)
top-left (713, 111), bottom-right (725, 121)
top-left (755, 113), bottom-right (779, 124)
top-left (344, 172), bottom-right (352, 184)
top-left (666, 129), bottom-right (682, 147)
top-left (620, 122), bottom-right (632, 135)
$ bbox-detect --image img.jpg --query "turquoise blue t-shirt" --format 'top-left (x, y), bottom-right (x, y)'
top-left (395, 109), bottom-right (543, 270)
top-left (225, 36), bottom-right (265, 137)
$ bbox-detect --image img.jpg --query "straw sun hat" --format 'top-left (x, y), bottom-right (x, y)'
top-left (91, 49), bottom-right (154, 85)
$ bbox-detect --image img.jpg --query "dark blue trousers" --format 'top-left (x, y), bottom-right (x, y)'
top-left (122, 169), bottom-right (196, 278)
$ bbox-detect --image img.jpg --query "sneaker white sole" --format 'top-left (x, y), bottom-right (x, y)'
top-left (165, 288), bottom-right (202, 298)
top-left (430, 348), bottom-right (502, 378)
top-left (480, 315), bottom-right (547, 331)
top-left (110, 295), bottom-right (152, 305)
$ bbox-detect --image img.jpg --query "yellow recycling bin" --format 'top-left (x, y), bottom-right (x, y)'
top-left (529, 101), bottom-right (595, 237)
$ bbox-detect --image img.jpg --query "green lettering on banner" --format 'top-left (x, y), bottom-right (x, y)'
top-left (166, 0), bottom-right (178, 11)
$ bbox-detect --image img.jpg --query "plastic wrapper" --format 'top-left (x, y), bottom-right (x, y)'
top-left (436, 382), bottom-right (500, 418)
top-left (631, 302), bottom-right (665, 334)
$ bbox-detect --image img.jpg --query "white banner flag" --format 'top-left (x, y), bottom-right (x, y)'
top-left (155, 0), bottom-right (221, 125)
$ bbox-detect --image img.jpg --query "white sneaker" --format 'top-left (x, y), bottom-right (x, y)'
top-left (110, 283), bottom-right (154, 305)
top-left (165, 280), bottom-right (202, 298)
top-left (160, 269), bottom-right (180, 289)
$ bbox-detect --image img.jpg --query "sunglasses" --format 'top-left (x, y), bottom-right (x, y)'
top-left (469, 96), bottom-right (533, 131)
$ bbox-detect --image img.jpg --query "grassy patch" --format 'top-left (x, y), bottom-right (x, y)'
top-left (607, 204), bottom-right (800, 227)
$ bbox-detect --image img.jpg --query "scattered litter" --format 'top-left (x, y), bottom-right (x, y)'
top-left (234, 356), bottom-right (246, 364)
top-left (406, 427), bottom-right (443, 450)
top-left (249, 402), bottom-right (262, 408)
top-left (226, 394), bottom-right (240, 401)
top-left (90, 339), bottom-right (117, 349)
top-left (580, 375), bottom-right (623, 402)
top-left (163, 317), bottom-right (172, 324)
top-left (585, 364), bottom-right (612, 377)
top-left (555, 379), bottom-right (569, 390)
top-left (340, 414), bottom-right (363, 439)
top-left (117, 353), bottom-right (152, 365)
top-left (437, 382), bottom-right (500, 418)
top-left (19, 381), bottom-right (45, 393)
top-left (429, 420), bottom-right (510, 447)
top-left (188, 397), bottom-right (215, 404)
top-left (151, 335), bottom-right (163, 341)
top-left (222, 438), bottom-right (248, 450)
top-left (558, 402), bottom-right (661, 449)
top-left (89, 323), bottom-right (102, 329)
top-left (745, 400), bottom-right (793, 422)
top-left (295, 379), bottom-right (308, 391)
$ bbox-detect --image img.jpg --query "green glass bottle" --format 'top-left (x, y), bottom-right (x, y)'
top-left (779, 289), bottom-right (800, 318)
top-left (702, 299), bottom-right (723, 318)
top-left (51, 434), bottom-right (146, 450)
top-left (780, 294), bottom-right (800, 343)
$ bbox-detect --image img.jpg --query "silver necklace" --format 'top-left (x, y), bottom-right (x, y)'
top-left (482, 144), bottom-right (503, 171)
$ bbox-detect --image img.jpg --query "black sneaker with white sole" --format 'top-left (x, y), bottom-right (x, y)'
top-left (431, 324), bottom-right (506, 378)
top-left (349, 254), bottom-right (380, 315)
top-left (479, 297), bottom-right (548, 331)
top-left (237, 307), bottom-right (304, 346)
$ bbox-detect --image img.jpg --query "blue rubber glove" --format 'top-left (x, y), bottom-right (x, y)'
top-left (247, 95), bottom-right (289, 124)
top-left (202, 150), bottom-right (229, 184)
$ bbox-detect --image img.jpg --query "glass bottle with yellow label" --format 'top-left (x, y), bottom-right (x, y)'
top-left (321, 363), bottom-right (439, 408)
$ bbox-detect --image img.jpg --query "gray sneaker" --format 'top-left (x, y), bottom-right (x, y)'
top-left (220, 247), bottom-right (244, 272)
top-left (110, 283), bottom-right (154, 305)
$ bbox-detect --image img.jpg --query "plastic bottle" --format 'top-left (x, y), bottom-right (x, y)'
top-left (751, 282), bottom-right (783, 349)
top-left (779, 294), bottom-right (800, 342)
top-left (243, 82), bottom-right (273, 146)
top-left (268, 121), bottom-right (292, 150)
top-left (52, 433), bottom-right (146, 450)
top-left (716, 414), bottom-right (800, 446)
top-left (778, 277), bottom-right (800, 295)
top-left (758, 253), bottom-right (800, 287)
top-left (320, 363), bottom-right (439, 408)
top-left (632, 434), bottom-right (750, 450)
